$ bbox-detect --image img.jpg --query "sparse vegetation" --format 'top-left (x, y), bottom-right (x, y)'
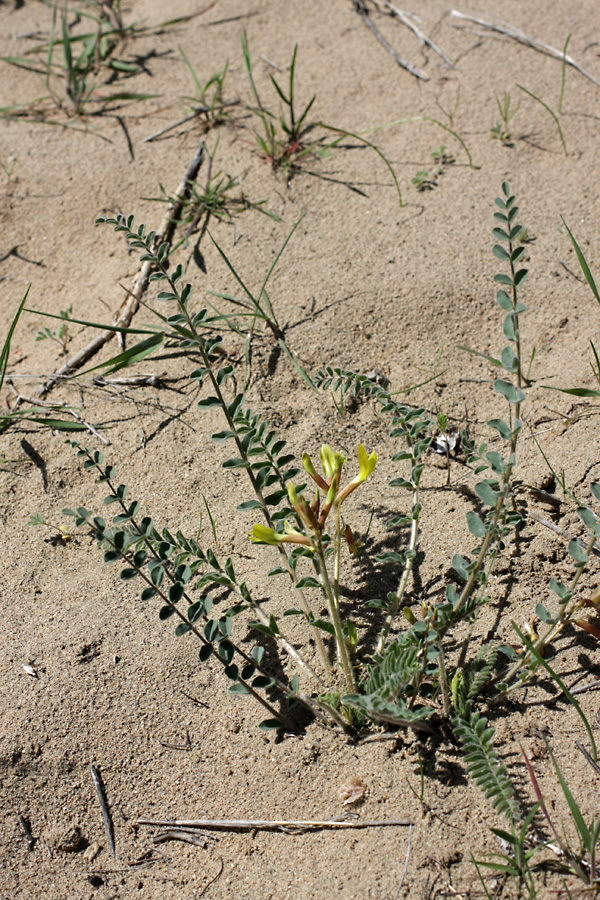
top-left (2, 6), bottom-right (600, 897)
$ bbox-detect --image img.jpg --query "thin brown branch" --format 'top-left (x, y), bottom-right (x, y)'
top-left (139, 816), bottom-right (413, 833)
top-left (528, 510), bottom-right (600, 558)
top-left (90, 765), bottom-right (116, 857)
top-left (380, 3), bottom-right (455, 68)
top-left (5, 382), bottom-right (109, 443)
top-left (153, 829), bottom-right (213, 847)
top-left (352, 0), bottom-right (428, 80)
top-left (31, 143), bottom-right (206, 401)
top-left (451, 10), bottom-right (600, 88)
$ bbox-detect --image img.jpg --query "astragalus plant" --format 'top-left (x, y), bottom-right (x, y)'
top-left (61, 184), bottom-right (600, 744)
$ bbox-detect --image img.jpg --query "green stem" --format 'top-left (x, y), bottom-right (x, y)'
top-left (315, 539), bottom-right (357, 693)
top-left (333, 503), bottom-right (342, 613)
top-left (376, 483), bottom-right (420, 656)
top-left (499, 530), bottom-right (597, 689)
top-left (450, 409), bottom-right (520, 625)
top-left (85, 450), bottom-right (327, 726)
top-left (437, 642), bottom-right (451, 717)
top-left (507, 233), bottom-right (524, 390)
top-left (176, 275), bottom-right (331, 676)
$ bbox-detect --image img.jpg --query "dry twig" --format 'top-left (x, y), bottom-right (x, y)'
top-left (352, 0), bottom-right (428, 80)
top-left (528, 510), bottom-right (600, 558)
top-left (90, 765), bottom-right (116, 857)
top-left (153, 828), bottom-right (215, 847)
top-left (572, 680), bottom-right (600, 697)
top-left (198, 858), bottom-right (224, 898)
top-left (576, 740), bottom-right (600, 776)
top-left (33, 143), bottom-right (206, 401)
top-left (379, 3), bottom-right (454, 68)
top-left (451, 10), bottom-right (600, 88)
top-left (138, 816), bottom-right (412, 833)
top-left (5, 383), bottom-right (109, 444)
top-left (393, 823), bottom-right (413, 898)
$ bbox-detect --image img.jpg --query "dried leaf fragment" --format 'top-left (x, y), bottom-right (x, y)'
top-left (339, 776), bottom-right (367, 806)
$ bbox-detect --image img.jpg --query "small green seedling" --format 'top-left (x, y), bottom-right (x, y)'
top-left (28, 513), bottom-right (73, 543)
top-left (148, 141), bottom-right (280, 243)
top-left (36, 305), bottom-right (72, 355)
top-left (0, 156), bottom-right (17, 180)
top-left (517, 84), bottom-right (567, 156)
top-left (523, 745), bottom-right (600, 886)
top-left (435, 84), bottom-right (461, 127)
top-left (411, 169), bottom-right (439, 191)
top-left (491, 92), bottom-right (520, 143)
top-left (179, 47), bottom-right (232, 127)
top-left (411, 146), bottom-right (453, 191)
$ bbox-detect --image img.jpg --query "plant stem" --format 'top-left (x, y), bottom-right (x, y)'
top-left (333, 503), bottom-right (342, 612)
top-left (376, 483), bottom-right (420, 657)
top-left (83, 449), bottom-right (327, 727)
top-left (437, 642), bottom-right (451, 716)
top-left (500, 530), bottom-right (597, 688)
top-left (315, 539), bottom-right (357, 693)
top-left (175, 271), bottom-right (331, 675)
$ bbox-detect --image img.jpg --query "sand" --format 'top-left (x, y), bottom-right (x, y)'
top-left (1, 1), bottom-right (600, 897)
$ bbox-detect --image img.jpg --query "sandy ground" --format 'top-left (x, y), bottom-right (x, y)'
top-left (1, 1), bottom-right (600, 898)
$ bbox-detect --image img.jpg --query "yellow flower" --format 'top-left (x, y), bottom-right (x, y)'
top-left (249, 522), bottom-right (312, 547)
top-left (320, 444), bottom-right (345, 480)
top-left (336, 445), bottom-right (377, 504)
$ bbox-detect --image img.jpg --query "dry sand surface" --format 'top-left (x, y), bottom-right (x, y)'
top-left (1, 1), bottom-right (600, 897)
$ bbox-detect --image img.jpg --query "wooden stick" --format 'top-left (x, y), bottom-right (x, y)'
top-left (572, 680), bottom-right (600, 697)
top-left (576, 741), bottom-right (600, 776)
top-left (35, 143), bottom-right (206, 399)
top-left (352, 0), bottom-right (428, 80)
top-left (528, 510), bottom-right (600, 557)
top-left (138, 816), bottom-right (412, 832)
top-left (380, 2), bottom-right (455, 68)
top-left (5, 383), bottom-right (110, 443)
top-left (450, 10), bottom-right (600, 88)
top-left (90, 765), bottom-right (116, 857)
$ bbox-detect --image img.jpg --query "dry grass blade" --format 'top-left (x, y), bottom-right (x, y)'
top-left (138, 816), bottom-right (413, 833)
top-left (451, 10), bottom-right (600, 88)
top-left (153, 829), bottom-right (214, 847)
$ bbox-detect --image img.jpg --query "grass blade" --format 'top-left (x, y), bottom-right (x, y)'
top-left (24, 417), bottom-right (90, 431)
top-left (517, 85), bottom-right (567, 156)
top-left (76, 332), bottom-right (166, 377)
top-left (257, 215), bottom-right (305, 314)
top-left (513, 624), bottom-right (597, 760)
top-left (317, 123), bottom-right (403, 207)
top-left (1, 287), bottom-right (30, 392)
top-left (208, 233), bottom-right (263, 315)
top-left (547, 746), bottom-right (592, 849)
top-left (544, 386), bottom-right (600, 398)
top-left (25, 308), bottom-right (160, 336)
top-left (562, 219), bottom-right (600, 305)
top-left (277, 340), bottom-right (318, 393)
